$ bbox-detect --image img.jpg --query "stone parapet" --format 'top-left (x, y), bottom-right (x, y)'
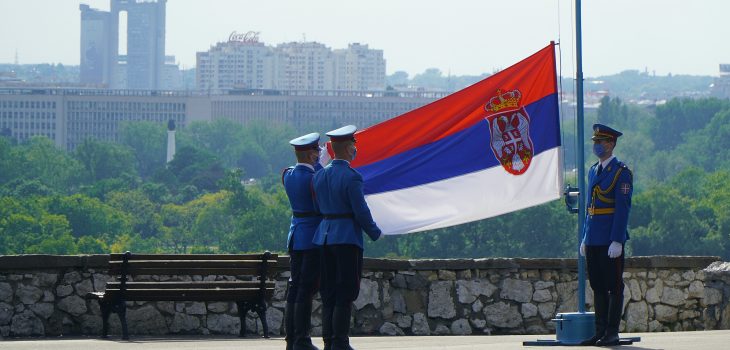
top-left (0, 255), bottom-right (725, 338)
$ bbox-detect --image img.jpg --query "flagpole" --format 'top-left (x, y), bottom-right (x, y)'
top-left (522, 2), bottom-right (595, 345)
top-left (575, 0), bottom-right (587, 314)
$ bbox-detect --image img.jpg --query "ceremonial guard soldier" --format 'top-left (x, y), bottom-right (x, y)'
top-left (311, 125), bottom-right (382, 350)
top-left (282, 132), bottom-right (324, 350)
top-left (580, 124), bottom-right (633, 346)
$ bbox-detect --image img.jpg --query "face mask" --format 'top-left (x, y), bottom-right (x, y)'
top-left (593, 143), bottom-right (606, 158)
top-left (351, 147), bottom-right (357, 161)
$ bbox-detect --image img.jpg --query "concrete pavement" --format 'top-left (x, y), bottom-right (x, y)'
top-left (1, 330), bottom-right (729, 350)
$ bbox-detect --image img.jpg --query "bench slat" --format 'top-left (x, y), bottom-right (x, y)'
top-left (110, 254), bottom-right (278, 261)
top-left (99, 288), bottom-right (273, 301)
top-left (106, 281), bottom-right (274, 289)
top-left (109, 267), bottom-right (272, 275)
top-left (110, 260), bottom-right (274, 269)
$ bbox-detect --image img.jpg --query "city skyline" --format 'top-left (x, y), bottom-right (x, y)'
top-left (1, 0), bottom-right (729, 77)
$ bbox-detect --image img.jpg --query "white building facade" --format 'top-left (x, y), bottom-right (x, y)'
top-left (196, 32), bottom-right (386, 93)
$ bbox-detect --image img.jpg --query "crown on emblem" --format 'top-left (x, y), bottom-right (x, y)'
top-left (485, 89), bottom-right (522, 112)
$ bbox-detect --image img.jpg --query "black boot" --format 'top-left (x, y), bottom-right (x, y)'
top-left (321, 305), bottom-right (334, 350)
top-left (293, 302), bottom-right (319, 350)
top-left (285, 302), bottom-right (295, 350)
top-left (332, 305), bottom-right (354, 350)
top-left (596, 293), bottom-right (622, 347)
top-left (580, 293), bottom-right (608, 345)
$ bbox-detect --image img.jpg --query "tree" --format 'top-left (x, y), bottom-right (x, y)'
top-left (106, 190), bottom-right (162, 238)
top-left (74, 138), bottom-right (136, 183)
top-left (120, 121), bottom-right (167, 178)
top-left (648, 98), bottom-right (729, 150)
top-left (43, 194), bottom-right (132, 238)
top-left (10, 136), bottom-right (83, 193)
top-left (167, 145), bottom-right (225, 193)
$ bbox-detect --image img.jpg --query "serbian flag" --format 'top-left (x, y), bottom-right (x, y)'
top-left (351, 43), bottom-right (562, 235)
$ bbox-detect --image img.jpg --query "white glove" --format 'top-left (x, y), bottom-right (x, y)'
top-left (318, 144), bottom-right (331, 167)
top-left (579, 241), bottom-right (586, 257)
top-left (608, 241), bottom-right (623, 258)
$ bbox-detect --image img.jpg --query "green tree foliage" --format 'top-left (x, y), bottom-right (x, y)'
top-left (649, 98), bottom-right (730, 150)
top-left (597, 96), bottom-right (629, 126)
top-left (106, 190), bottom-right (162, 238)
top-left (3, 137), bottom-right (83, 193)
top-left (74, 138), bottom-right (136, 183)
top-left (167, 145), bottom-right (225, 193)
top-left (120, 121), bottom-right (167, 178)
top-left (43, 194), bottom-right (132, 238)
top-left (630, 168), bottom-right (730, 258)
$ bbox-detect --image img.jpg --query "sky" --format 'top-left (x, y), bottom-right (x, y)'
top-left (0, 0), bottom-right (729, 78)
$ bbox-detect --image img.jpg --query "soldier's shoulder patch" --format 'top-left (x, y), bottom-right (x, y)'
top-left (620, 182), bottom-right (631, 195)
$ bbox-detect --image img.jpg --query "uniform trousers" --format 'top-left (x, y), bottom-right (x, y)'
top-left (287, 248), bottom-right (321, 303)
top-left (320, 244), bottom-right (363, 307)
top-left (586, 245), bottom-right (625, 295)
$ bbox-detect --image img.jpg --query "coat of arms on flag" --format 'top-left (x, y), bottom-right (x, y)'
top-left (485, 89), bottom-right (534, 175)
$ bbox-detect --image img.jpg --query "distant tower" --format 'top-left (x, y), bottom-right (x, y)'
top-left (166, 119), bottom-right (176, 163)
top-left (80, 4), bottom-right (114, 86)
top-left (112, 0), bottom-right (167, 90)
top-left (79, 0), bottom-right (167, 89)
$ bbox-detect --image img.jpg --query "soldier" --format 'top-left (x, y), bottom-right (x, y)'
top-left (579, 124), bottom-right (633, 346)
top-left (311, 125), bottom-right (382, 350)
top-left (282, 132), bottom-right (324, 350)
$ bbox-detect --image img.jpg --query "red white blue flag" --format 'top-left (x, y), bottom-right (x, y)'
top-left (351, 43), bottom-right (562, 235)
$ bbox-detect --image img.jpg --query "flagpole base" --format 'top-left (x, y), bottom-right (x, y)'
top-left (521, 311), bottom-right (641, 346)
top-left (522, 337), bottom-right (639, 346)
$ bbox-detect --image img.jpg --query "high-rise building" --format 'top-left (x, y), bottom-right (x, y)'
top-left (334, 43), bottom-right (386, 91)
top-left (79, 0), bottom-right (167, 90)
top-left (196, 32), bottom-right (276, 92)
top-left (196, 35), bottom-right (386, 93)
top-left (113, 0), bottom-right (166, 90)
top-left (275, 41), bottom-right (335, 91)
top-left (79, 4), bottom-right (114, 86)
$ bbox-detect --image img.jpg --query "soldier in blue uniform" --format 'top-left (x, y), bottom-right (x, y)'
top-left (282, 132), bottom-right (324, 350)
top-left (579, 124), bottom-right (633, 346)
top-left (311, 125), bottom-right (382, 350)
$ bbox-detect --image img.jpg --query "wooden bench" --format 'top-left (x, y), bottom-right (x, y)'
top-left (86, 251), bottom-right (278, 340)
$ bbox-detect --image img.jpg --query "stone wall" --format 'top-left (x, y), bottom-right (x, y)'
top-left (0, 255), bottom-right (728, 338)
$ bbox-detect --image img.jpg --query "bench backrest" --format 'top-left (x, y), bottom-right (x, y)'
top-left (105, 251), bottom-right (279, 301)
top-left (108, 252), bottom-right (279, 277)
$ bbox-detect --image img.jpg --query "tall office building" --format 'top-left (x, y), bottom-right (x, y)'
top-left (196, 32), bottom-right (276, 92)
top-left (334, 43), bottom-right (386, 91)
top-left (79, 4), bottom-right (114, 86)
top-left (275, 41), bottom-right (335, 91)
top-left (196, 36), bottom-right (386, 93)
top-left (112, 0), bottom-right (166, 90)
top-left (80, 0), bottom-right (167, 90)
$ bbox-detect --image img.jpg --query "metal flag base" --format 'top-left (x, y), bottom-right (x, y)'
top-left (522, 338), bottom-right (640, 346)
top-left (521, 312), bottom-right (641, 347)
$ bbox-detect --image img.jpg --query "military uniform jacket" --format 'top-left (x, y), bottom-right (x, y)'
top-left (311, 159), bottom-right (381, 249)
top-left (582, 157), bottom-right (633, 246)
top-left (283, 163), bottom-right (323, 251)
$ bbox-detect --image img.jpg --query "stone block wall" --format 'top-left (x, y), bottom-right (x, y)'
top-left (0, 255), bottom-right (728, 338)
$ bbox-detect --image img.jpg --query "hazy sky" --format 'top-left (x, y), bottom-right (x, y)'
top-left (1, 0), bottom-right (728, 77)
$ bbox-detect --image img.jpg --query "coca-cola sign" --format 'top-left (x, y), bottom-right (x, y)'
top-left (228, 31), bottom-right (260, 43)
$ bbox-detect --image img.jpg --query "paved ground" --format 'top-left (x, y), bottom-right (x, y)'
top-left (1, 330), bottom-right (728, 350)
